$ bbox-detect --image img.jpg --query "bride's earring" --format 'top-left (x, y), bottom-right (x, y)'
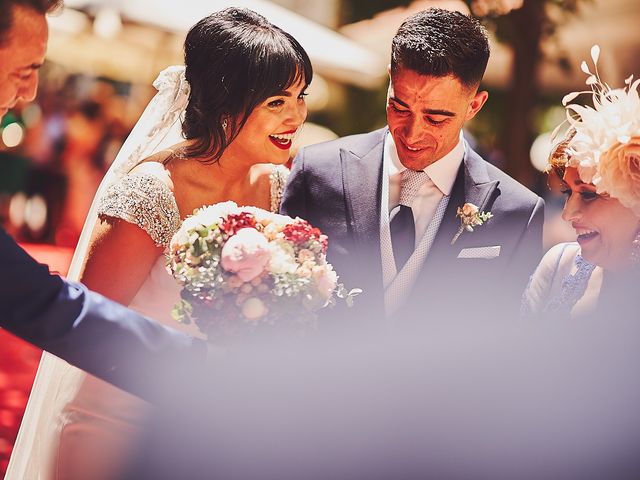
top-left (222, 119), bottom-right (228, 131)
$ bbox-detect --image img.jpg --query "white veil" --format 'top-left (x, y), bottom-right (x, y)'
top-left (6, 66), bottom-right (191, 479)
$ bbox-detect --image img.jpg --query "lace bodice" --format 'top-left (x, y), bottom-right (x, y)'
top-left (270, 165), bottom-right (289, 214)
top-left (98, 173), bottom-right (181, 247)
top-left (97, 165), bottom-right (290, 248)
top-left (521, 242), bottom-right (602, 318)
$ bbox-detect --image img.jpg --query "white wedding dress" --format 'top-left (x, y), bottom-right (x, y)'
top-left (521, 242), bottom-right (603, 318)
top-left (7, 167), bottom-right (289, 480)
top-left (6, 65), bottom-right (289, 479)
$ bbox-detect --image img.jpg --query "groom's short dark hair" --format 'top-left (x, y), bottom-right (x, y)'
top-left (0, 0), bottom-right (62, 46)
top-left (391, 8), bottom-right (490, 89)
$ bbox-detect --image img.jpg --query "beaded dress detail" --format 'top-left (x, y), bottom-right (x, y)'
top-left (542, 254), bottom-right (596, 315)
top-left (270, 165), bottom-right (290, 214)
top-left (98, 174), bottom-right (181, 247)
top-left (521, 242), bottom-right (598, 318)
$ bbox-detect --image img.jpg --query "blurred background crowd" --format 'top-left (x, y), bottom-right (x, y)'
top-left (1, 0), bottom-right (639, 474)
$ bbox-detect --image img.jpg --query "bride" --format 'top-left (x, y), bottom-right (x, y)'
top-left (7, 7), bottom-right (311, 479)
top-left (522, 47), bottom-right (640, 318)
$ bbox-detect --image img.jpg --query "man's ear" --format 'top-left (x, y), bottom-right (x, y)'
top-left (386, 65), bottom-right (394, 99)
top-left (466, 90), bottom-right (489, 121)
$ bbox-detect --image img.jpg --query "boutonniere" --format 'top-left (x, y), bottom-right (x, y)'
top-left (450, 203), bottom-right (493, 245)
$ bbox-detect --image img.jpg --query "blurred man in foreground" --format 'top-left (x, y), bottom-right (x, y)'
top-left (0, 0), bottom-right (207, 403)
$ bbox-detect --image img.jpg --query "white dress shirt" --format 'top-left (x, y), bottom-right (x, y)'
top-left (386, 131), bottom-right (465, 244)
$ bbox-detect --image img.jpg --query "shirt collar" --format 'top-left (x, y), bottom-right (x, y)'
top-left (386, 130), bottom-right (465, 196)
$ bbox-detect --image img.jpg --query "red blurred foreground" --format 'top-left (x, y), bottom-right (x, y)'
top-left (0, 244), bottom-right (73, 474)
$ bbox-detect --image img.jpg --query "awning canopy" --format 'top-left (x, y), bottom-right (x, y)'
top-left (49, 0), bottom-right (386, 89)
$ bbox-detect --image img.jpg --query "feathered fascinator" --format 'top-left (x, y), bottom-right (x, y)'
top-left (557, 45), bottom-right (640, 216)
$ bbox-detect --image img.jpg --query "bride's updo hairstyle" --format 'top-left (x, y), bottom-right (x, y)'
top-left (182, 7), bottom-right (313, 162)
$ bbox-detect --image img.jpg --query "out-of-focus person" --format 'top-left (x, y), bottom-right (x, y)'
top-left (56, 100), bottom-right (106, 247)
top-left (0, 0), bottom-right (45, 117)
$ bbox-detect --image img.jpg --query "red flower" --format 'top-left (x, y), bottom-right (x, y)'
top-left (282, 219), bottom-right (328, 253)
top-left (220, 212), bottom-right (257, 235)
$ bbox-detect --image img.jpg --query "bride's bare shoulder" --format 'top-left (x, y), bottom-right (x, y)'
top-left (129, 150), bottom-right (175, 191)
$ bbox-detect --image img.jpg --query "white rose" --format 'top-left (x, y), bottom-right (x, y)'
top-left (312, 264), bottom-right (338, 300)
top-left (181, 215), bottom-right (203, 232)
top-left (267, 242), bottom-right (298, 274)
top-left (263, 223), bottom-right (282, 241)
top-left (170, 229), bottom-right (190, 250)
top-left (199, 201), bottom-right (239, 224)
top-left (244, 207), bottom-right (277, 224)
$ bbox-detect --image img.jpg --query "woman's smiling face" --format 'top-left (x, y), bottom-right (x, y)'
top-left (561, 166), bottom-right (639, 271)
top-left (224, 77), bottom-right (308, 167)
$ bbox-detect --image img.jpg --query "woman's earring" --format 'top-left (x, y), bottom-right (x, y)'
top-left (631, 227), bottom-right (640, 266)
top-left (222, 119), bottom-right (228, 130)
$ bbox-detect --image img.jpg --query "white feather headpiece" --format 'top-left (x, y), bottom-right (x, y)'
top-left (559, 46), bottom-right (640, 215)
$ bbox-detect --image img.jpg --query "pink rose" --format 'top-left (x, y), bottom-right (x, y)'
top-left (220, 228), bottom-right (271, 282)
top-left (597, 136), bottom-right (640, 215)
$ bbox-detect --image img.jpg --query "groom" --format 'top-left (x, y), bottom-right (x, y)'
top-left (282, 8), bottom-right (544, 322)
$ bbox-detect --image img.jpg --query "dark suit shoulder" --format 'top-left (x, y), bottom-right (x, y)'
top-left (470, 153), bottom-right (541, 208)
top-left (298, 128), bottom-right (387, 169)
top-left (490, 164), bottom-right (539, 200)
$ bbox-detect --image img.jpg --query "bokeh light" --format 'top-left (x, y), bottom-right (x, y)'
top-left (1, 123), bottom-right (25, 148)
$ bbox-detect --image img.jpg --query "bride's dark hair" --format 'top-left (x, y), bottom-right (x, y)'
top-left (181, 7), bottom-right (312, 163)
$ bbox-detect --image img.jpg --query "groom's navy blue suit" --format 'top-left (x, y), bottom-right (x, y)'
top-left (281, 128), bottom-right (544, 321)
top-left (0, 227), bottom-right (207, 401)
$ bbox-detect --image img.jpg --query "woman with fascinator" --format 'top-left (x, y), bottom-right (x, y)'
top-left (522, 46), bottom-right (640, 319)
top-left (7, 7), bottom-right (311, 479)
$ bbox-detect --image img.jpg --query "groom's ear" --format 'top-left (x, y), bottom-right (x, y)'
top-left (386, 64), bottom-right (394, 99)
top-left (465, 90), bottom-right (489, 121)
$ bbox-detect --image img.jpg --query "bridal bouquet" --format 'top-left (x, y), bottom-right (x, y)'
top-left (167, 202), bottom-right (359, 338)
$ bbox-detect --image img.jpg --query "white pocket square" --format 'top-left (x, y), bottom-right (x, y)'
top-left (457, 245), bottom-right (501, 259)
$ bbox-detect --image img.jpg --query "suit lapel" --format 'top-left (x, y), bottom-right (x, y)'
top-left (426, 148), bottom-right (500, 261)
top-left (341, 129), bottom-right (386, 249)
top-left (340, 129), bottom-right (387, 301)
top-left (463, 148), bottom-right (500, 213)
